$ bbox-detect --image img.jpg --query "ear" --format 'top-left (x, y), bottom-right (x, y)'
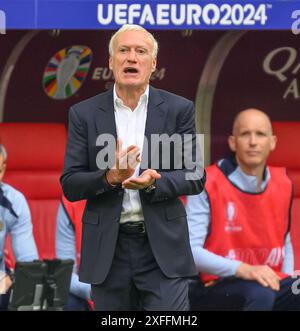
top-left (109, 56), bottom-right (113, 71)
top-left (270, 135), bottom-right (277, 152)
top-left (228, 135), bottom-right (236, 152)
top-left (0, 162), bottom-right (6, 180)
top-left (151, 57), bottom-right (157, 72)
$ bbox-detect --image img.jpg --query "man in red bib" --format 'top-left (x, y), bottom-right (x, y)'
top-left (187, 109), bottom-right (300, 310)
top-left (56, 196), bottom-right (92, 310)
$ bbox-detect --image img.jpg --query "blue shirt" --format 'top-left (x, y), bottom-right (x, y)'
top-left (186, 159), bottom-right (294, 278)
top-left (0, 182), bottom-right (38, 272)
top-left (56, 203), bottom-right (91, 301)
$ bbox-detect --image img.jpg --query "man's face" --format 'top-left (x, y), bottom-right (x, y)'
top-left (109, 30), bottom-right (157, 90)
top-left (0, 154), bottom-right (6, 182)
top-left (228, 111), bottom-right (277, 170)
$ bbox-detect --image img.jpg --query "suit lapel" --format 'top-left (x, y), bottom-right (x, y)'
top-left (94, 89), bottom-right (117, 139)
top-left (144, 86), bottom-right (167, 138)
top-left (142, 86), bottom-right (168, 171)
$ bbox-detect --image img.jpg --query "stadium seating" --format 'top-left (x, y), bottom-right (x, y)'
top-left (0, 123), bottom-right (66, 266)
top-left (268, 122), bottom-right (300, 271)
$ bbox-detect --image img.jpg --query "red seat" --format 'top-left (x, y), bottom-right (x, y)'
top-left (268, 122), bottom-right (300, 271)
top-left (0, 123), bottom-right (66, 265)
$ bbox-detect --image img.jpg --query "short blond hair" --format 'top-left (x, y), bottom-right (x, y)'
top-left (109, 24), bottom-right (158, 58)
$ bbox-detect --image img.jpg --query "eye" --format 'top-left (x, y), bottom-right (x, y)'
top-left (136, 48), bottom-right (147, 54)
top-left (240, 131), bottom-right (250, 137)
top-left (119, 47), bottom-right (127, 53)
top-left (256, 131), bottom-right (267, 137)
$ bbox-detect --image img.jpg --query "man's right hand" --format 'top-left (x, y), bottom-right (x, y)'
top-left (106, 138), bottom-right (141, 186)
top-left (235, 263), bottom-right (281, 291)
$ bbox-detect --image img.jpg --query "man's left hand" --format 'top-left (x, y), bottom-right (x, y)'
top-left (122, 169), bottom-right (161, 190)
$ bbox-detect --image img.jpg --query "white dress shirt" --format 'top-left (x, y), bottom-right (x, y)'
top-left (113, 85), bottom-right (149, 224)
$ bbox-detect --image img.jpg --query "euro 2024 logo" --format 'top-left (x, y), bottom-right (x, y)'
top-left (43, 45), bottom-right (93, 100)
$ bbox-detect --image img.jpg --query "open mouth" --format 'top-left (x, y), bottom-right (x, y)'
top-left (124, 67), bottom-right (138, 74)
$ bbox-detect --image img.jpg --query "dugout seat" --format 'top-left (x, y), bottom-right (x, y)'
top-left (268, 121), bottom-right (300, 271)
top-left (0, 123), bottom-right (66, 267)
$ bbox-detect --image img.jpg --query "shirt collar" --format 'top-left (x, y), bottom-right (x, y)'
top-left (233, 166), bottom-right (270, 192)
top-left (218, 157), bottom-right (270, 192)
top-left (113, 84), bottom-right (149, 110)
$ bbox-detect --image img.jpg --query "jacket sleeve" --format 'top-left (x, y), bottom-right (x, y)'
top-left (144, 101), bottom-right (205, 203)
top-left (60, 107), bottom-right (114, 202)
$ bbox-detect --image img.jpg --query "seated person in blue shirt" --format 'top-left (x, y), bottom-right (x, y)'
top-left (56, 195), bottom-right (91, 311)
top-left (0, 144), bottom-right (38, 310)
top-left (187, 109), bottom-right (300, 311)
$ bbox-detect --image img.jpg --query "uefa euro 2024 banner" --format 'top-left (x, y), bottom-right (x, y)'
top-left (1, 0), bottom-right (300, 30)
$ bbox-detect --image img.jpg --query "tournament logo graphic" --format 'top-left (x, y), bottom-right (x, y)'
top-left (225, 202), bottom-right (242, 233)
top-left (43, 45), bottom-right (92, 100)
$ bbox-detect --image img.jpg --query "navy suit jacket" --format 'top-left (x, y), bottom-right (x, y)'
top-left (60, 86), bottom-right (205, 284)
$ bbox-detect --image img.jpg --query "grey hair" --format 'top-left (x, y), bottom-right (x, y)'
top-left (109, 24), bottom-right (158, 58)
top-left (0, 144), bottom-right (7, 162)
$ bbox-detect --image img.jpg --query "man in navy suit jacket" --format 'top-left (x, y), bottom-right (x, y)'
top-left (61, 24), bottom-right (205, 311)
